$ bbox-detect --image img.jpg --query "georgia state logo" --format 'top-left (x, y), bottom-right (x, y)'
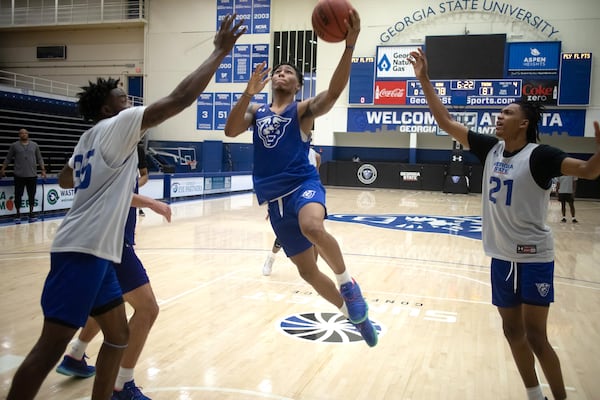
top-left (301, 189), bottom-right (316, 199)
top-left (256, 115), bottom-right (292, 148)
top-left (357, 164), bottom-right (378, 185)
top-left (536, 283), bottom-right (551, 297)
top-left (279, 312), bottom-right (383, 344)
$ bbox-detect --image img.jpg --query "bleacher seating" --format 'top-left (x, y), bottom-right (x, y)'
top-left (0, 91), bottom-right (91, 174)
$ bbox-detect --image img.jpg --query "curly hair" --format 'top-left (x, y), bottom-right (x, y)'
top-left (514, 99), bottom-right (545, 143)
top-left (77, 77), bottom-right (120, 122)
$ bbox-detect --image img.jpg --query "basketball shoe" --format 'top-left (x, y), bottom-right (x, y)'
top-left (55, 354), bottom-right (96, 378)
top-left (340, 279), bottom-right (378, 347)
top-left (112, 380), bottom-right (151, 400)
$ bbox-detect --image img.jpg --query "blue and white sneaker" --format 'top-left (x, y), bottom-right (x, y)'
top-left (352, 318), bottom-right (379, 347)
top-left (340, 279), bottom-right (379, 347)
top-left (340, 279), bottom-right (368, 323)
top-left (112, 380), bottom-right (152, 400)
top-left (55, 354), bottom-right (96, 378)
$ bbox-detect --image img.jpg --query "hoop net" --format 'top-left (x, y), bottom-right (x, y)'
top-left (187, 160), bottom-right (198, 170)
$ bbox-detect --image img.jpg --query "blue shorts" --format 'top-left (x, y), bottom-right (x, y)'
top-left (113, 243), bottom-right (150, 294)
top-left (42, 252), bottom-right (123, 329)
top-left (491, 258), bottom-right (555, 307)
top-left (267, 179), bottom-right (327, 257)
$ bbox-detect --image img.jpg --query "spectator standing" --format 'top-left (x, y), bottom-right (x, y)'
top-left (1, 128), bottom-right (46, 223)
top-left (556, 175), bottom-right (578, 223)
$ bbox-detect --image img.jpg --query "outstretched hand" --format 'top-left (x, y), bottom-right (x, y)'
top-left (408, 48), bottom-right (428, 80)
top-left (214, 14), bottom-right (246, 54)
top-left (345, 8), bottom-right (361, 46)
top-left (245, 61), bottom-right (271, 96)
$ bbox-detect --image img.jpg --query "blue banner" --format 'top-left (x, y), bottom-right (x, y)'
top-left (216, 0), bottom-right (234, 30)
top-left (349, 57), bottom-right (375, 104)
top-left (252, 0), bottom-right (270, 34)
top-left (196, 93), bottom-right (214, 130)
top-left (347, 107), bottom-right (587, 137)
top-left (558, 52), bottom-right (592, 106)
top-left (233, 44), bottom-right (251, 82)
top-left (234, 0), bottom-right (252, 34)
top-left (251, 44), bottom-right (269, 71)
top-left (507, 42), bottom-right (561, 77)
top-left (216, 53), bottom-right (233, 83)
top-left (214, 92), bottom-right (232, 130)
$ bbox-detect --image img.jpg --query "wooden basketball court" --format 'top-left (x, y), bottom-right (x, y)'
top-left (1, 187), bottom-right (599, 399)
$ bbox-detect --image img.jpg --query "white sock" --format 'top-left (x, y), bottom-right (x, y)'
top-left (68, 338), bottom-right (89, 360)
top-left (526, 385), bottom-right (545, 400)
top-left (339, 302), bottom-right (349, 318)
top-left (335, 270), bottom-right (352, 286)
top-left (115, 367), bottom-right (135, 390)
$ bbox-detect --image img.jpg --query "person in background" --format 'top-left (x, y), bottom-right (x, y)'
top-left (6, 15), bottom-right (245, 400)
top-left (0, 128), bottom-right (46, 223)
top-left (225, 9), bottom-right (378, 347)
top-left (263, 146), bottom-right (321, 276)
top-left (410, 46), bottom-right (600, 400)
top-left (556, 175), bottom-right (577, 223)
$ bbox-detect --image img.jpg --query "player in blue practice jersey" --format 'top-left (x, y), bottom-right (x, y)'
top-left (225, 9), bottom-right (377, 347)
top-left (7, 15), bottom-right (245, 400)
top-left (410, 47), bottom-right (600, 400)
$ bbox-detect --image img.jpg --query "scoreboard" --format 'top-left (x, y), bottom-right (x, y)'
top-left (405, 79), bottom-right (522, 106)
top-left (350, 45), bottom-right (591, 107)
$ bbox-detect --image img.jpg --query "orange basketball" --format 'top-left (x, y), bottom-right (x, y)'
top-left (311, 0), bottom-right (353, 43)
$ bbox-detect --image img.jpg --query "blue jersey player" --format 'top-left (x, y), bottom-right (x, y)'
top-left (225, 8), bottom-right (377, 347)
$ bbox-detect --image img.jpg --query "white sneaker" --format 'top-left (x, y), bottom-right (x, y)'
top-left (263, 255), bottom-right (274, 276)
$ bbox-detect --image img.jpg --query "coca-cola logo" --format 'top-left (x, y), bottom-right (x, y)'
top-left (522, 83), bottom-right (553, 96)
top-left (378, 88), bottom-right (405, 98)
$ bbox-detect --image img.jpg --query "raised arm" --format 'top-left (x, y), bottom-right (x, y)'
top-left (224, 61), bottom-right (271, 137)
top-left (299, 8), bottom-right (361, 131)
top-left (560, 121), bottom-right (600, 180)
top-left (409, 48), bottom-right (469, 147)
top-left (141, 15), bottom-right (245, 131)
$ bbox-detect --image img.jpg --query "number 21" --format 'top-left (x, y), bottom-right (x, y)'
top-left (488, 177), bottom-right (513, 206)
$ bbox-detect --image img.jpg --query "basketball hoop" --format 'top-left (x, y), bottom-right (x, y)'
top-left (187, 160), bottom-right (198, 170)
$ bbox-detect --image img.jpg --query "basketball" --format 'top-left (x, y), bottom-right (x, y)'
top-left (311, 0), bottom-right (353, 43)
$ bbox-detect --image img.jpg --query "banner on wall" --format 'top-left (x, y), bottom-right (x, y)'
top-left (252, 0), bottom-right (271, 34)
top-left (233, 44), bottom-right (251, 82)
top-left (214, 92), bottom-right (232, 130)
top-left (217, 0), bottom-right (270, 34)
top-left (216, 54), bottom-right (233, 83)
top-left (347, 108), bottom-right (587, 137)
top-left (0, 183), bottom-right (74, 216)
top-left (196, 93), bottom-right (215, 130)
top-left (507, 42), bottom-right (561, 78)
top-left (375, 46), bottom-right (420, 79)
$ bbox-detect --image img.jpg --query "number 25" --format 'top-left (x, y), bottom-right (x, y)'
top-left (73, 149), bottom-right (95, 190)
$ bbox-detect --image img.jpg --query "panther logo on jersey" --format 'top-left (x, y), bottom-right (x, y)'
top-left (256, 114), bottom-right (292, 148)
top-left (535, 282), bottom-right (551, 297)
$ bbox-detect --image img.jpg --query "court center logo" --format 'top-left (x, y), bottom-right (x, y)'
top-left (357, 164), bottom-right (378, 185)
top-left (279, 312), bottom-right (383, 344)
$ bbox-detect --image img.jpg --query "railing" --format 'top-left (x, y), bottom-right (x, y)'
top-left (0, 0), bottom-right (146, 28)
top-left (0, 70), bottom-right (144, 106)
